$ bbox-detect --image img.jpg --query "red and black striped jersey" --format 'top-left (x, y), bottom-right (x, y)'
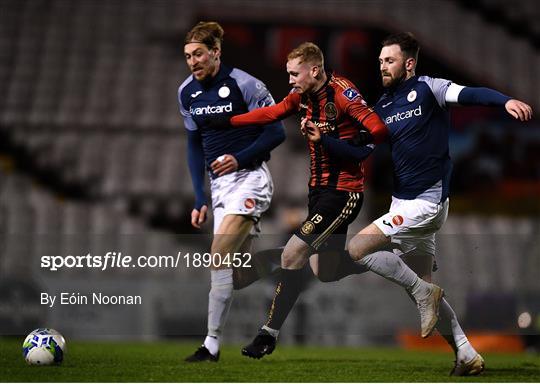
top-left (231, 73), bottom-right (387, 192)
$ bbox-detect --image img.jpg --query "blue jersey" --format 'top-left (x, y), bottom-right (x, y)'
top-left (178, 64), bottom-right (282, 169)
top-left (374, 75), bottom-right (455, 203)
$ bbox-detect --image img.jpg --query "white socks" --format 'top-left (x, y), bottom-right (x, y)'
top-left (405, 287), bottom-right (477, 361)
top-left (408, 276), bottom-right (433, 301)
top-left (204, 335), bottom-right (219, 356)
top-left (438, 298), bottom-right (477, 361)
top-left (360, 251), bottom-right (428, 300)
top-left (206, 269), bottom-right (234, 355)
top-left (262, 325), bottom-right (280, 338)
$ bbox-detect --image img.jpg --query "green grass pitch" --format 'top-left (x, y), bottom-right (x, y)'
top-left (1, 338), bottom-right (538, 382)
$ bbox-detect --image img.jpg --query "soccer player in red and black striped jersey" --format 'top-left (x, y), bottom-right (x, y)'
top-left (231, 49), bottom-right (387, 194)
top-left (228, 42), bottom-right (388, 358)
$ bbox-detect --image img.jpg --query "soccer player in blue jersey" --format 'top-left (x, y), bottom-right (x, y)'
top-left (178, 21), bottom-right (285, 362)
top-left (343, 32), bottom-right (532, 376)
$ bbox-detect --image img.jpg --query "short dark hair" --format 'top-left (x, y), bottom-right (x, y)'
top-left (185, 21), bottom-right (224, 50)
top-left (382, 32), bottom-right (419, 61)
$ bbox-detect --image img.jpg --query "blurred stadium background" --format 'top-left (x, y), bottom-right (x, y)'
top-left (0, 0), bottom-right (539, 355)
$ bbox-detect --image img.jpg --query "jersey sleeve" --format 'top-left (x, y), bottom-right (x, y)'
top-left (186, 129), bottom-right (207, 210)
top-left (320, 135), bottom-right (375, 162)
top-left (230, 68), bottom-right (276, 111)
top-left (418, 75), bottom-right (460, 109)
top-left (178, 79), bottom-right (198, 131)
top-left (337, 86), bottom-right (388, 144)
top-left (230, 91), bottom-right (300, 126)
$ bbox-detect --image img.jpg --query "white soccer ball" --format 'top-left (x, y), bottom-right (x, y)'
top-left (22, 328), bottom-right (66, 365)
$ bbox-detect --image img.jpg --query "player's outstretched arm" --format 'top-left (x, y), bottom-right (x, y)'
top-left (231, 93), bottom-right (300, 127)
top-left (451, 85), bottom-right (533, 121)
top-left (505, 99), bottom-right (533, 121)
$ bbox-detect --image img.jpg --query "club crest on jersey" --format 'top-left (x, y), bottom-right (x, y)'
top-left (407, 90), bottom-right (417, 102)
top-left (300, 221), bottom-right (315, 235)
top-left (244, 198), bottom-right (255, 209)
top-left (343, 87), bottom-right (360, 101)
top-left (324, 102), bottom-right (337, 120)
top-left (218, 85), bottom-right (230, 98)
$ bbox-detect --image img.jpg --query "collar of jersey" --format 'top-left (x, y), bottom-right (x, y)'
top-left (196, 64), bottom-right (232, 89)
top-left (311, 73), bottom-right (332, 100)
top-left (385, 75), bottom-right (418, 96)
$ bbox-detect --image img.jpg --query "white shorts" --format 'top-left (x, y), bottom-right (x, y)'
top-left (373, 197), bottom-right (449, 257)
top-left (210, 162), bottom-right (273, 234)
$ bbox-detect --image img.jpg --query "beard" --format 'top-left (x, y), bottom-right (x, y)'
top-left (381, 67), bottom-right (407, 89)
top-left (192, 57), bottom-right (218, 82)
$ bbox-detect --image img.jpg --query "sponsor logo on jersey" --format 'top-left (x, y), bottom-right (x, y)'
top-left (300, 221), bottom-right (315, 235)
top-left (385, 105), bottom-right (422, 125)
top-left (190, 102), bottom-right (233, 116)
top-left (218, 85), bottom-right (230, 98)
top-left (407, 90), bottom-right (417, 102)
top-left (244, 198), bottom-right (255, 209)
top-left (382, 101), bottom-right (393, 108)
top-left (392, 215), bottom-right (404, 226)
top-left (343, 87), bottom-right (360, 101)
top-left (324, 102), bottom-right (337, 120)
top-left (314, 121), bottom-right (334, 133)
top-left (191, 90), bottom-right (203, 98)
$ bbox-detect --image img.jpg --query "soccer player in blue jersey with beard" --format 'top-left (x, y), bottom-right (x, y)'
top-left (178, 21), bottom-right (285, 362)
top-left (229, 32), bottom-right (530, 376)
top-left (342, 32), bottom-right (532, 376)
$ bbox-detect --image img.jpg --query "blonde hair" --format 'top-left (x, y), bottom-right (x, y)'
top-left (287, 42), bottom-right (324, 67)
top-left (185, 21), bottom-right (224, 49)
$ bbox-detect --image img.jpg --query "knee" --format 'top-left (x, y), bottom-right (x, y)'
top-left (282, 236), bottom-right (311, 269)
top-left (348, 235), bottom-right (366, 261)
top-left (281, 252), bottom-right (300, 269)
